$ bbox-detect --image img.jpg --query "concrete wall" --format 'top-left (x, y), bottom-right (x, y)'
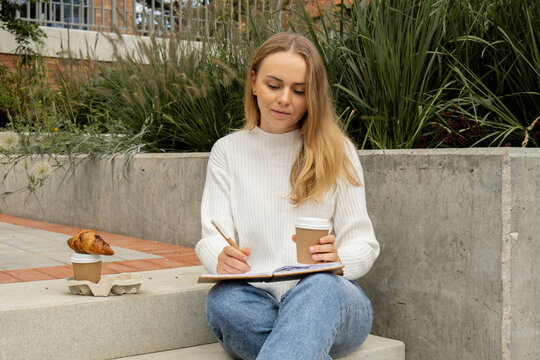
top-left (0, 153), bottom-right (208, 248)
top-left (0, 27), bottom-right (179, 63)
top-left (1, 148), bottom-right (538, 360)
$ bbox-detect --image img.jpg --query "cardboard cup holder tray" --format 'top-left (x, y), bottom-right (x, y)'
top-left (65, 273), bottom-right (146, 297)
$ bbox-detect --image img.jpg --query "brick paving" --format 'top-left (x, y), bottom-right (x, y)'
top-left (0, 214), bottom-right (201, 284)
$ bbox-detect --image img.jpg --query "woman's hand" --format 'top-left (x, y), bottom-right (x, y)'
top-left (292, 234), bottom-right (340, 263)
top-left (217, 246), bottom-right (251, 274)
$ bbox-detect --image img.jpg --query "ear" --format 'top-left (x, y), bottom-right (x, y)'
top-left (251, 70), bottom-right (257, 95)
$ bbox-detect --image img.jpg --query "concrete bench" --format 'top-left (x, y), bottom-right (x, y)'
top-left (0, 266), bottom-right (404, 360)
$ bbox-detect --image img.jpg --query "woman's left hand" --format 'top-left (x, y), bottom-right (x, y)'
top-left (292, 234), bottom-right (341, 263)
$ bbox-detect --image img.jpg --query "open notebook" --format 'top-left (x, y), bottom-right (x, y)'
top-left (197, 262), bottom-right (344, 283)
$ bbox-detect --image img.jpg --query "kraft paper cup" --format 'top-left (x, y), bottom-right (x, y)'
top-left (71, 253), bottom-right (102, 284)
top-left (295, 217), bottom-right (332, 264)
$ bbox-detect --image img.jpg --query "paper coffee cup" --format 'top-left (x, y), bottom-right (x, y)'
top-left (71, 253), bottom-right (102, 283)
top-left (295, 217), bottom-right (332, 264)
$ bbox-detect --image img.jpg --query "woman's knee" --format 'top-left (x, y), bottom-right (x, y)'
top-left (282, 273), bottom-right (347, 308)
top-left (293, 275), bottom-right (373, 330)
top-left (206, 281), bottom-right (244, 320)
top-left (299, 272), bottom-right (342, 288)
top-left (329, 284), bottom-right (373, 358)
top-left (295, 273), bottom-right (346, 299)
top-left (206, 281), bottom-right (278, 325)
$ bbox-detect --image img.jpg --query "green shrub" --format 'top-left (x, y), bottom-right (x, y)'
top-left (2, 0), bottom-right (539, 153)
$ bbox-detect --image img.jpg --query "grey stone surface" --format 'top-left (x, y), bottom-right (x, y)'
top-left (0, 267), bottom-right (216, 360)
top-left (119, 343), bottom-right (233, 360)
top-left (509, 155), bottom-right (540, 360)
top-left (117, 334), bottom-right (405, 360)
top-left (1, 149), bottom-right (539, 359)
top-left (0, 222), bottom-right (162, 270)
top-left (0, 253), bottom-right (61, 269)
top-left (358, 150), bottom-right (504, 360)
top-left (355, 148), bottom-right (540, 360)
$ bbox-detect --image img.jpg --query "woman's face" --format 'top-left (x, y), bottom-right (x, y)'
top-left (252, 51), bottom-right (308, 134)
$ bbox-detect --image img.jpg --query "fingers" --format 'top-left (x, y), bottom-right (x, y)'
top-left (291, 234), bottom-right (296, 243)
top-left (309, 243), bottom-right (336, 254)
top-left (218, 260), bottom-right (249, 274)
top-left (309, 247), bottom-right (339, 262)
top-left (309, 235), bottom-right (339, 263)
top-left (309, 235), bottom-right (336, 254)
top-left (312, 253), bottom-right (339, 263)
top-left (239, 246), bottom-right (251, 257)
top-left (226, 245), bottom-right (250, 260)
top-left (217, 246), bottom-right (251, 274)
top-left (217, 257), bottom-right (250, 273)
top-left (319, 235), bottom-right (335, 245)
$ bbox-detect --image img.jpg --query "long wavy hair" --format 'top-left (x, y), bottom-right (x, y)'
top-left (244, 32), bottom-right (361, 205)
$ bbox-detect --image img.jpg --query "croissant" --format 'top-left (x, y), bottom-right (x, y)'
top-left (67, 230), bottom-right (114, 255)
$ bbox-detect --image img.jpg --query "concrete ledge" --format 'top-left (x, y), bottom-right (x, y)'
top-left (0, 264), bottom-right (405, 360)
top-left (117, 335), bottom-right (405, 360)
top-left (0, 27), bottom-right (200, 63)
top-left (0, 266), bottom-right (215, 360)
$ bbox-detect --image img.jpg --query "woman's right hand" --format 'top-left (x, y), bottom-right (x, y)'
top-left (217, 246), bottom-right (251, 274)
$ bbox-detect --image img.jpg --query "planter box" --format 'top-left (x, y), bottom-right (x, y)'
top-left (358, 148), bottom-right (539, 360)
top-left (1, 148), bottom-right (539, 359)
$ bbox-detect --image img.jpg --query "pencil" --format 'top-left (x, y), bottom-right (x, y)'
top-left (211, 219), bottom-right (241, 251)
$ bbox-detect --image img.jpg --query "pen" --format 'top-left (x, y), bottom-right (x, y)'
top-left (211, 219), bottom-right (241, 251)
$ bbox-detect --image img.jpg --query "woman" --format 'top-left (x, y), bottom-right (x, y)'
top-left (195, 32), bottom-right (380, 360)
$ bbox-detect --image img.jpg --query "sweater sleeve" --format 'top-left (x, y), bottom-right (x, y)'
top-left (195, 139), bottom-right (235, 274)
top-left (334, 142), bottom-right (380, 280)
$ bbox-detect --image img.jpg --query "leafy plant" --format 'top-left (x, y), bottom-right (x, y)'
top-left (56, 31), bottom-right (246, 152)
top-left (3, 0), bottom-right (540, 151)
top-left (452, 0), bottom-right (540, 146)
top-left (295, 0), bottom-right (458, 148)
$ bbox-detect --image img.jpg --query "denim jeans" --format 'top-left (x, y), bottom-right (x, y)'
top-left (205, 273), bottom-right (373, 360)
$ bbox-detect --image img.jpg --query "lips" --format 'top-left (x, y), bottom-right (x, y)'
top-left (271, 109), bottom-right (291, 118)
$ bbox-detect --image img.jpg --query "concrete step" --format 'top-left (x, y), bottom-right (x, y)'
top-left (0, 266), bottom-right (215, 360)
top-left (0, 266), bottom-right (404, 360)
top-left (116, 335), bottom-right (405, 360)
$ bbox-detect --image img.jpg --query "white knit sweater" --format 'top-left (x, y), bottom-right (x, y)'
top-left (195, 126), bottom-right (380, 300)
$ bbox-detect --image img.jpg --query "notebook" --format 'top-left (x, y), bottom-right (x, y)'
top-left (197, 262), bottom-right (344, 283)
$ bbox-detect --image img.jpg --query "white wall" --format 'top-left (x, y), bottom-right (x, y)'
top-left (0, 26), bottom-right (198, 63)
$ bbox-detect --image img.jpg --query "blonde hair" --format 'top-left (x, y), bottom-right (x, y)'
top-left (244, 32), bottom-right (361, 205)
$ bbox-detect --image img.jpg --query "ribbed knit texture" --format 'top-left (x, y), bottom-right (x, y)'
top-left (195, 126), bottom-right (380, 301)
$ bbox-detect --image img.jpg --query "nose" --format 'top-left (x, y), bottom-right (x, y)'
top-left (277, 87), bottom-right (292, 105)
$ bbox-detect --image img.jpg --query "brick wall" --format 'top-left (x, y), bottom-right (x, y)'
top-left (0, 54), bottom-right (64, 91)
top-left (0, 52), bottom-right (111, 92)
top-left (0, 54), bottom-right (18, 71)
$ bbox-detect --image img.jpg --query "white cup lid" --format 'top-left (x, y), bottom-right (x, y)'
top-left (295, 217), bottom-right (332, 230)
top-left (70, 253), bottom-right (102, 263)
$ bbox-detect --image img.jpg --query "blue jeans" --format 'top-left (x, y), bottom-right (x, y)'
top-left (205, 273), bottom-right (373, 360)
